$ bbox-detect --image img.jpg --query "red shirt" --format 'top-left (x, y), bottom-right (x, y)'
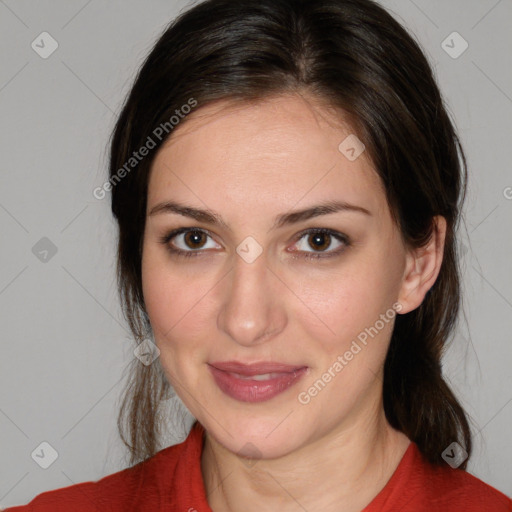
top-left (4, 421), bottom-right (511, 511)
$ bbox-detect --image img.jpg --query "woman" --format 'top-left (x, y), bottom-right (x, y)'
top-left (4, 0), bottom-right (511, 510)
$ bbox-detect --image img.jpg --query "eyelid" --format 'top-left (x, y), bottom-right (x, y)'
top-left (292, 227), bottom-right (349, 245)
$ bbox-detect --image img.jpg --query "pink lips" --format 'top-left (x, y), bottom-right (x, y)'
top-left (208, 361), bottom-right (308, 403)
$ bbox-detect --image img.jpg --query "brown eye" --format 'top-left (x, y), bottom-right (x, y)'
top-left (307, 232), bottom-right (331, 251)
top-left (290, 228), bottom-right (349, 259)
top-left (163, 228), bottom-right (221, 256)
top-left (184, 230), bottom-right (207, 249)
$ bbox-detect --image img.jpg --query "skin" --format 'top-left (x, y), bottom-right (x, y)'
top-left (141, 93), bottom-right (446, 512)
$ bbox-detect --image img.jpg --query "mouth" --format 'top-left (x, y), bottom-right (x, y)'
top-left (207, 361), bottom-right (309, 403)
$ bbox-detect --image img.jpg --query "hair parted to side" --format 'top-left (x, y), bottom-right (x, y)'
top-left (109, 0), bottom-right (471, 468)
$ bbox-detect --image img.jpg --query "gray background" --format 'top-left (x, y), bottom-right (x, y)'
top-left (0, 0), bottom-right (511, 508)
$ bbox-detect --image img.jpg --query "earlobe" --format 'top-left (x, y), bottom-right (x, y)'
top-left (397, 216), bottom-right (447, 314)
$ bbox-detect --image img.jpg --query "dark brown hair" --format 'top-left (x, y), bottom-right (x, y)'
top-left (109, 0), bottom-right (471, 468)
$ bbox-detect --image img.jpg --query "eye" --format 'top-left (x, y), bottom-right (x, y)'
top-left (160, 228), bottom-right (221, 257)
top-left (289, 228), bottom-right (350, 259)
top-left (160, 227), bottom-right (350, 260)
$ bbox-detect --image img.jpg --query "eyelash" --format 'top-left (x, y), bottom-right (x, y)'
top-left (159, 227), bottom-right (351, 260)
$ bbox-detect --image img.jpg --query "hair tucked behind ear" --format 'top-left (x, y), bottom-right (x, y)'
top-left (110, 0), bottom-right (471, 467)
top-left (384, 218), bottom-right (471, 466)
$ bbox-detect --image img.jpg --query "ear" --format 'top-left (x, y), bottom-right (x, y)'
top-left (396, 215), bottom-right (447, 315)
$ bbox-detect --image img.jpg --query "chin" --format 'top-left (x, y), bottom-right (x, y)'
top-left (202, 411), bottom-right (310, 461)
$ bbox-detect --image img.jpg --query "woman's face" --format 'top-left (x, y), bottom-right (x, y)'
top-left (142, 94), bottom-right (413, 458)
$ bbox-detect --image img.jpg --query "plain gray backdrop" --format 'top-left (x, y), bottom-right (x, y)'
top-left (1, 0), bottom-right (511, 508)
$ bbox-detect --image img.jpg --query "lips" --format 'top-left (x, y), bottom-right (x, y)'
top-left (209, 361), bottom-right (306, 375)
top-left (208, 361), bottom-right (308, 402)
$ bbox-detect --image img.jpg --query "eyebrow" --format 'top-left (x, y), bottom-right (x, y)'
top-left (148, 200), bottom-right (371, 229)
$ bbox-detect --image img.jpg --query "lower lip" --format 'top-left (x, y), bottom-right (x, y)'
top-left (208, 365), bottom-right (308, 403)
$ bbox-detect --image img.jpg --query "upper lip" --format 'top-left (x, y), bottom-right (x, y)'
top-left (208, 361), bottom-right (307, 376)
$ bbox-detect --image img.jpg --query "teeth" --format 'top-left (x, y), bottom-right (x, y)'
top-left (231, 372), bottom-right (284, 381)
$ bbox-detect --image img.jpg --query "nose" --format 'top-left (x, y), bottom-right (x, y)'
top-left (217, 250), bottom-right (287, 347)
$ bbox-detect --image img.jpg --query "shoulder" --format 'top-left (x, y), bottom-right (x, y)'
top-left (367, 442), bottom-right (512, 512)
top-left (2, 440), bottom-right (187, 512)
top-left (425, 463), bottom-right (512, 510)
top-left (405, 444), bottom-right (512, 511)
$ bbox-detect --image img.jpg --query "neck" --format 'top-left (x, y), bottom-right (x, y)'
top-left (201, 398), bottom-right (411, 512)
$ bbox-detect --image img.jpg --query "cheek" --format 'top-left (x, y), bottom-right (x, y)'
top-left (141, 248), bottom-right (220, 351)
top-left (292, 265), bottom-right (399, 415)
top-left (290, 256), bottom-right (399, 356)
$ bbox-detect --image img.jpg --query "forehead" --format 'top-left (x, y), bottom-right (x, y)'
top-left (148, 94), bottom-right (386, 219)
